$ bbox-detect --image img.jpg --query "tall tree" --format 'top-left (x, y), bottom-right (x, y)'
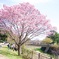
top-left (0, 3), bottom-right (55, 55)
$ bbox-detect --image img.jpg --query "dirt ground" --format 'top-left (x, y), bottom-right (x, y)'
top-left (0, 54), bottom-right (9, 59)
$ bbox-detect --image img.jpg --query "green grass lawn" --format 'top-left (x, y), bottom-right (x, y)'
top-left (0, 46), bottom-right (23, 59)
top-left (35, 48), bottom-right (42, 52)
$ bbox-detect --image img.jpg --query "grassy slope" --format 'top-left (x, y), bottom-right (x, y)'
top-left (0, 46), bottom-right (22, 59)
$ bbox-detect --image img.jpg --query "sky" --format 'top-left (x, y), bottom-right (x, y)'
top-left (0, 0), bottom-right (59, 40)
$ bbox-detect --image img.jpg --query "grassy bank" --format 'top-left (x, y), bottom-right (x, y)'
top-left (0, 46), bottom-right (23, 59)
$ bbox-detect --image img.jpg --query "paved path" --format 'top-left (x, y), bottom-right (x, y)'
top-left (0, 54), bottom-right (9, 59)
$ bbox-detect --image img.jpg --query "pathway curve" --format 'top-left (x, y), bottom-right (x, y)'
top-left (0, 54), bottom-right (9, 59)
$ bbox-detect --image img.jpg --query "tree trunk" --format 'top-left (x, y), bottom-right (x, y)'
top-left (18, 45), bottom-right (21, 56)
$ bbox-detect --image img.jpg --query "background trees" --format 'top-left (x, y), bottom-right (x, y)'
top-left (0, 3), bottom-right (55, 55)
top-left (48, 32), bottom-right (59, 44)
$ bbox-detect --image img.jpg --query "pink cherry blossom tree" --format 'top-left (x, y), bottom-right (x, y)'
top-left (0, 2), bottom-right (56, 55)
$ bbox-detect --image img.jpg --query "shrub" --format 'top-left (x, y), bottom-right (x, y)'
top-left (51, 43), bottom-right (59, 49)
top-left (42, 38), bottom-right (53, 44)
top-left (51, 43), bottom-right (59, 55)
top-left (21, 45), bottom-right (33, 59)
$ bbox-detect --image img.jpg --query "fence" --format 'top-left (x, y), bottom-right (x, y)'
top-left (22, 48), bottom-right (53, 59)
top-left (32, 51), bottom-right (52, 59)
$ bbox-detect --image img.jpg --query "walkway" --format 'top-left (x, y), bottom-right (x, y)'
top-left (0, 54), bottom-right (9, 59)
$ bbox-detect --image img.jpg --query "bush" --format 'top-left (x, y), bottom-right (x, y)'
top-left (42, 38), bottom-right (53, 44)
top-left (51, 43), bottom-right (59, 55)
top-left (51, 43), bottom-right (59, 49)
top-left (21, 45), bottom-right (33, 59)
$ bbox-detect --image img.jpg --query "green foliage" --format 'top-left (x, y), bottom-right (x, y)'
top-left (0, 34), bottom-right (7, 42)
top-left (40, 35), bottom-right (59, 55)
top-left (48, 32), bottom-right (59, 44)
top-left (51, 43), bottom-right (59, 49)
top-left (39, 32), bottom-right (59, 56)
top-left (42, 38), bottom-right (53, 44)
top-left (35, 48), bottom-right (43, 52)
top-left (21, 45), bottom-right (33, 59)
